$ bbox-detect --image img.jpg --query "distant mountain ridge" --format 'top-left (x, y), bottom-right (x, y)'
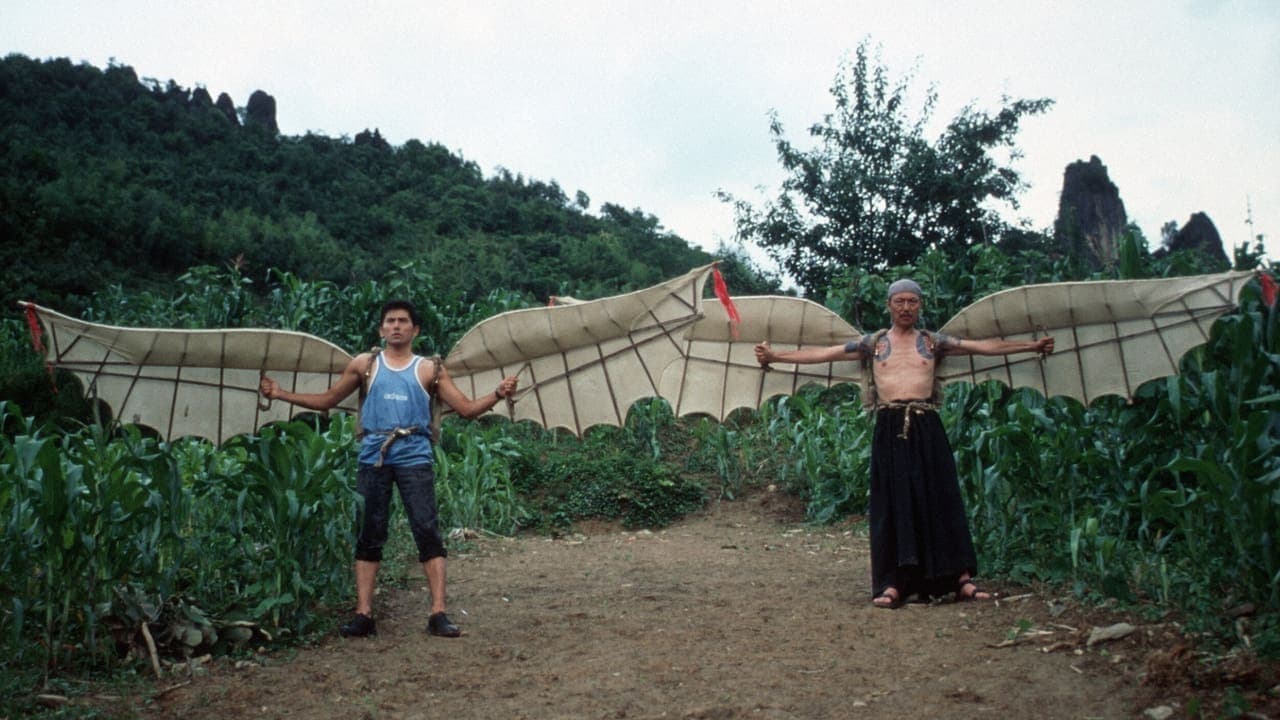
top-left (0, 54), bottom-right (775, 312)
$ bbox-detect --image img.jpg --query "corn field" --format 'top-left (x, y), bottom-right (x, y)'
top-left (1, 257), bottom-right (1277, 704)
top-left (0, 409), bottom-right (528, 679)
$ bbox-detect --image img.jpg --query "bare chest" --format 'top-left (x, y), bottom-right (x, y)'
top-left (871, 331), bottom-right (939, 398)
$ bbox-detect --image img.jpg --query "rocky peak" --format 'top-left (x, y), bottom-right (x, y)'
top-left (1054, 155), bottom-right (1128, 270)
top-left (214, 92), bottom-right (239, 125)
top-left (1160, 212), bottom-right (1230, 269)
top-left (245, 90), bottom-right (278, 134)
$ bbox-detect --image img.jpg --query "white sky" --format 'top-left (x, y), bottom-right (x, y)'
top-left (4, 1), bottom-right (1278, 270)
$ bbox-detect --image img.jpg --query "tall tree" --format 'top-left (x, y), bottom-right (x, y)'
top-left (720, 40), bottom-right (1053, 298)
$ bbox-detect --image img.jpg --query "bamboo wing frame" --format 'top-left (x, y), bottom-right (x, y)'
top-left (659, 296), bottom-right (863, 422)
top-left (937, 271), bottom-right (1255, 404)
top-left (18, 268), bottom-right (1254, 442)
top-left (19, 302), bottom-right (356, 444)
top-left (442, 263), bottom-right (713, 436)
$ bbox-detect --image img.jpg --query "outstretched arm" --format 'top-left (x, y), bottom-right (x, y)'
top-left (940, 335), bottom-right (1054, 357)
top-left (259, 354), bottom-right (366, 411)
top-left (433, 363), bottom-right (520, 419)
top-left (755, 339), bottom-right (865, 366)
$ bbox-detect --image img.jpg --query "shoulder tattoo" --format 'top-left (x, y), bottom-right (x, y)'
top-left (915, 332), bottom-right (934, 360)
top-left (874, 333), bottom-right (891, 361)
top-left (916, 331), bottom-right (960, 360)
top-left (934, 333), bottom-right (961, 355)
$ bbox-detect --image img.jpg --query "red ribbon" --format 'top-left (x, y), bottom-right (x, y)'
top-left (1261, 272), bottom-right (1277, 308)
top-left (24, 305), bottom-right (44, 354)
top-left (712, 267), bottom-right (741, 340)
top-left (23, 305), bottom-right (57, 391)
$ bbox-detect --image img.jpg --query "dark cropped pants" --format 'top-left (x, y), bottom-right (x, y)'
top-left (354, 464), bottom-right (447, 563)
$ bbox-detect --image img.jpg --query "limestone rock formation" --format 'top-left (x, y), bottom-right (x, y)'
top-left (189, 87), bottom-right (213, 108)
top-left (1160, 212), bottom-right (1230, 269)
top-left (1054, 156), bottom-right (1128, 270)
top-left (214, 92), bottom-right (240, 125)
top-left (354, 128), bottom-right (392, 151)
top-left (245, 90), bottom-right (278, 134)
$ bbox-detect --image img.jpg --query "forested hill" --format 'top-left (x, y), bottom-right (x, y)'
top-left (0, 54), bottom-right (776, 312)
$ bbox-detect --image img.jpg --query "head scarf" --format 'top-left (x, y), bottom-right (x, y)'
top-left (887, 279), bottom-right (923, 300)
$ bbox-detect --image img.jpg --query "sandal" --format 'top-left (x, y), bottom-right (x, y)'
top-left (873, 588), bottom-right (904, 609)
top-left (955, 580), bottom-right (992, 602)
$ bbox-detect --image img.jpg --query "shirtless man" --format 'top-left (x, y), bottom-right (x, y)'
top-left (755, 279), bottom-right (1053, 608)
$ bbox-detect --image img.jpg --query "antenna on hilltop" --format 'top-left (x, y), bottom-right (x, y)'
top-left (1246, 195), bottom-right (1270, 262)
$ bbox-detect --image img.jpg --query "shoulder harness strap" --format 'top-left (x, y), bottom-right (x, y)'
top-left (360, 347), bottom-right (382, 400)
top-left (355, 347), bottom-right (382, 438)
top-left (426, 355), bottom-right (443, 444)
top-left (923, 331), bottom-right (944, 404)
top-left (859, 329), bottom-right (888, 411)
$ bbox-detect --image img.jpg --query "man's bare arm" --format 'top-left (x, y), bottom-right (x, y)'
top-left (259, 355), bottom-right (366, 411)
top-left (939, 335), bottom-right (1054, 357)
top-left (433, 363), bottom-right (519, 419)
top-left (755, 340), bottom-right (864, 366)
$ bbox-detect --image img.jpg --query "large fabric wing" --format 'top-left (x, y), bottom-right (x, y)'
top-left (25, 268), bottom-right (1247, 442)
top-left (441, 264), bottom-right (714, 436)
top-left (19, 302), bottom-right (356, 443)
top-left (937, 271), bottom-right (1254, 404)
top-left (658, 296), bottom-right (863, 422)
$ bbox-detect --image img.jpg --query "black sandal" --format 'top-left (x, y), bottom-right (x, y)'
top-left (955, 580), bottom-right (991, 602)
top-left (873, 588), bottom-right (904, 609)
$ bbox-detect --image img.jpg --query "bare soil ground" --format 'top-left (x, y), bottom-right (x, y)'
top-left (107, 492), bottom-right (1275, 719)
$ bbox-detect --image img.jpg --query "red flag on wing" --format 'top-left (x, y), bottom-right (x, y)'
top-left (22, 304), bottom-right (56, 391)
top-left (1260, 272), bottom-right (1277, 308)
top-left (712, 266), bottom-right (741, 340)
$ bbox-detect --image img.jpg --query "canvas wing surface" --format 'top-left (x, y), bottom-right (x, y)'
top-left (441, 264), bottom-right (715, 436)
top-left (20, 302), bottom-right (356, 443)
top-left (658, 296), bottom-right (863, 422)
top-left (937, 271), bottom-right (1254, 404)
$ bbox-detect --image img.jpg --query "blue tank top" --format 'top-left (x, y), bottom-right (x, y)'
top-left (357, 354), bottom-right (434, 467)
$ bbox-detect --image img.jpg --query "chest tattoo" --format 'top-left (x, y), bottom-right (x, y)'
top-left (874, 334), bottom-right (891, 362)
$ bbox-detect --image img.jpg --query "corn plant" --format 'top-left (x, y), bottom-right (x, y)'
top-left (947, 277), bottom-right (1279, 645)
top-left (434, 421), bottom-right (526, 535)
top-left (729, 387), bottom-right (873, 522)
top-left (1144, 286), bottom-right (1280, 612)
top-left (1, 410), bottom-right (189, 672)
top-left (622, 397), bottom-right (676, 461)
top-left (212, 416), bottom-right (360, 632)
top-left (687, 419), bottom-right (748, 498)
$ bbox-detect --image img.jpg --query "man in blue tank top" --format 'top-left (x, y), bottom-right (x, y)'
top-left (260, 300), bottom-right (519, 638)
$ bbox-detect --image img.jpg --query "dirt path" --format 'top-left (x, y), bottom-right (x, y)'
top-left (150, 493), bottom-right (1163, 719)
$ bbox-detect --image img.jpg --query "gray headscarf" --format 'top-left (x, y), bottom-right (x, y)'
top-left (887, 278), bottom-right (923, 300)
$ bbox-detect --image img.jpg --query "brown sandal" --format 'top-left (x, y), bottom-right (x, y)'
top-left (873, 588), bottom-right (904, 609)
top-left (955, 580), bottom-right (992, 602)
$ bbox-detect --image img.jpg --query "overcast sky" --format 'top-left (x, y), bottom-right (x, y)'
top-left (4, 1), bottom-right (1278, 272)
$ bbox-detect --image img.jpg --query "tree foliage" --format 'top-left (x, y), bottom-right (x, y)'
top-left (0, 54), bottom-right (766, 313)
top-left (720, 40), bottom-right (1053, 298)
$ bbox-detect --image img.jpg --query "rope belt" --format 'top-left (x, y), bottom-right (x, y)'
top-left (362, 426), bottom-right (423, 467)
top-left (875, 400), bottom-right (940, 439)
